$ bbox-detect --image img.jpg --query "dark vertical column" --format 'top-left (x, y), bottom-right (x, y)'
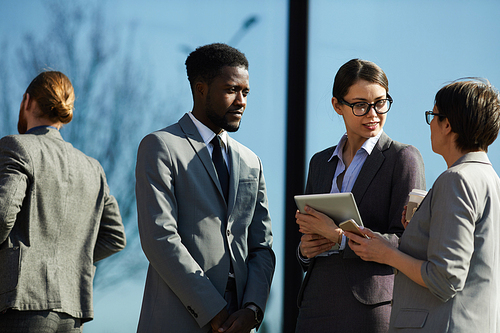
top-left (283, 1), bottom-right (308, 332)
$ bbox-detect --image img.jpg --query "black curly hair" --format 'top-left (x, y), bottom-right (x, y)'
top-left (185, 43), bottom-right (248, 89)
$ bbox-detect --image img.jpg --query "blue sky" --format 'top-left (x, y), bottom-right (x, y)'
top-left (2, 1), bottom-right (500, 332)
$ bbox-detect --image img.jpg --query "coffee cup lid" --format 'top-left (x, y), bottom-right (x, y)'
top-left (409, 189), bottom-right (427, 196)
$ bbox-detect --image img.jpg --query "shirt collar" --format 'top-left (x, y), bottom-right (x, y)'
top-left (188, 112), bottom-right (228, 151)
top-left (328, 130), bottom-right (383, 162)
top-left (25, 125), bottom-right (58, 135)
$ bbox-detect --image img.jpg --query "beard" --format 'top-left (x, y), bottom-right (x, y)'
top-left (206, 109), bottom-right (240, 132)
top-left (205, 93), bottom-right (241, 133)
top-left (18, 106), bottom-right (27, 134)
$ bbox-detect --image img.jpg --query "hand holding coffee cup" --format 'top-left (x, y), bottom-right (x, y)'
top-left (405, 189), bottom-right (427, 222)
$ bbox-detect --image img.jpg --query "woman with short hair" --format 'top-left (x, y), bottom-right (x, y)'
top-left (346, 78), bottom-right (500, 332)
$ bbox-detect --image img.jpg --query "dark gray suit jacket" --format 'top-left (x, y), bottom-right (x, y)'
top-left (298, 132), bottom-right (426, 305)
top-left (136, 114), bottom-right (275, 332)
top-left (0, 127), bottom-right (126, 321)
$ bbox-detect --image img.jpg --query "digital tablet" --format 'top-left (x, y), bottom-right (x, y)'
top-left (294, 192), bottom-right (363, 226)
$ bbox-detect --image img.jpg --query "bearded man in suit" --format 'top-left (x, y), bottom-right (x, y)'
top-left (0, 71), bottom-right (126, 332)
top-left (135, 43), bottom-right (275, 333)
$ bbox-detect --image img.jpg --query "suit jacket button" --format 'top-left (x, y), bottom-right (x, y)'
top-left (227, 230), bottom-right (231, 236)
top-left (187, 306), bottom-right (198, 318)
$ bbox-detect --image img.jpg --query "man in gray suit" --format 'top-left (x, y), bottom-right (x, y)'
top-left (136, 43), bottom-right (275, 333)
top-left (0, 71), bottom-right (126, 331)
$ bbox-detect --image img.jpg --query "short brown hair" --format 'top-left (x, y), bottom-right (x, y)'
top-left (26, 71), bottom-right (75, 124)
top-left (435, 78), bottom-right (500, 152)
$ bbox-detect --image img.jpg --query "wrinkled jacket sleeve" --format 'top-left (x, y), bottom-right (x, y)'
top-left (93, 169), bottom-right (126, 262)
top-left (0, 137), bottom-right (31, 245)
top-left (422, 171), bottom-right (476, 302)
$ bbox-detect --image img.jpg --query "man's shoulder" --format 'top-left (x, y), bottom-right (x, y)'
top-left (141, 122), bottom-right (185, 144)
top-left (229, 137), bottom-right (260, 161)
top-left (0, 133), bottom-right (38, 146)
top-left (0, 133), bottom-right (104, 175)
top-left (154, 119), bottom-right (184, 135)
top-left (0, 135), bottom-right (31, 161)
top-left (0, 133), bottom-right (60, 155)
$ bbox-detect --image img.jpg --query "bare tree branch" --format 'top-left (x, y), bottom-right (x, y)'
top-left (3, 0), bottom-right (181, 291)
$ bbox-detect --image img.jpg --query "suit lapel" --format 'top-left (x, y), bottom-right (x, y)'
top-left (322, 156), bottom-right (338, 193)
top-left (178, 114), bottom-right (227, 204)
top-left (306, 147), bottom-right (337, 194)
top-left (351, 132), bottom-right (391, 206)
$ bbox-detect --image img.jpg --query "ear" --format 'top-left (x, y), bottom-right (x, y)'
top-left (332, 97), bottom-right (343, 116)
top-left (22, 93), bottom-right (32, 111)
top-left (441, 118), bottom-right (453, 135)
top-left (195, 81), bottom-right (207, 98)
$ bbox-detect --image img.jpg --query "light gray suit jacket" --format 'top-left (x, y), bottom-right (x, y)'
top-left (390, 152), bottom-right (500, 332)
top-left (0, 127), bottom-right (126, 321)
top-left (136, 114), bottom-right (275, 332)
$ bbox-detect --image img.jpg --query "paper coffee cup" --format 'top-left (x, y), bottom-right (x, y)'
top-left (405, 189), bottom-right (427, 222)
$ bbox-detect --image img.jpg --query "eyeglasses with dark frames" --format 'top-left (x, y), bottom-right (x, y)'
top-left (425, 111), bottom-right (447, 125)
top-left (338, 95), bottom-right (393, 117)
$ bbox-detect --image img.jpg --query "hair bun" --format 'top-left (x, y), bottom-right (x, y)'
top-left (26, 71), bottom-right (75, 124)
top-left (53, 93), bottom-right (74, 124)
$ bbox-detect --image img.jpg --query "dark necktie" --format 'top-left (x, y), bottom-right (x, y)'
top-left (211, 136), bottom-right (229, 202)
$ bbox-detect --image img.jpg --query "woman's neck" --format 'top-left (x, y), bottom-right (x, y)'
top-left (342, 137), bottom-right (366, 168)
top-left (443, 148), bottom-right (482, 168)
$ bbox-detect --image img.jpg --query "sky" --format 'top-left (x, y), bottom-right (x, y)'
top-left (1, 1), bottom-right (500, 332)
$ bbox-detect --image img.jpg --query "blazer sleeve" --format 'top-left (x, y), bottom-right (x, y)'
top-left (421, 171), bottom-right (476, 302)
top-left (136, 133), bottom-right (226, 327)
top-left (385, 144), bottom-right (426, 239)
top-left (296, 149), bottom-right (334, 271)
top-left (241, 157), bottom-right (276, 313)
top-left (93, 168), bottom-right (126, 262)
top-left (0, 137), bottom-right (31, 245)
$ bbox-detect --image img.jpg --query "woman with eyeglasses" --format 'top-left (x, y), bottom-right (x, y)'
top-left (344, 78), bottom-right (500, 332)
top-left (294, 59), bottom-right (426, 333)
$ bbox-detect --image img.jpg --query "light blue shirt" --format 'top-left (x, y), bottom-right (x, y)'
top-left (300, 131), bottom-right (382, 261)
top-left (329, 131), bottom-right (381, 193)
top-left (325, 131), bottom-right (381, 253)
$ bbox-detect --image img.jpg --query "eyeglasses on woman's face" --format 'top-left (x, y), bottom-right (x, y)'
top-left (339, 95), bottom-right (393, 117)
top-left (425, 110), bottom-right (447, 125)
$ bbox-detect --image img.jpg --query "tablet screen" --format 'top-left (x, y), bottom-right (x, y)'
top-left (294, 192), bottom-right (363, 226)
